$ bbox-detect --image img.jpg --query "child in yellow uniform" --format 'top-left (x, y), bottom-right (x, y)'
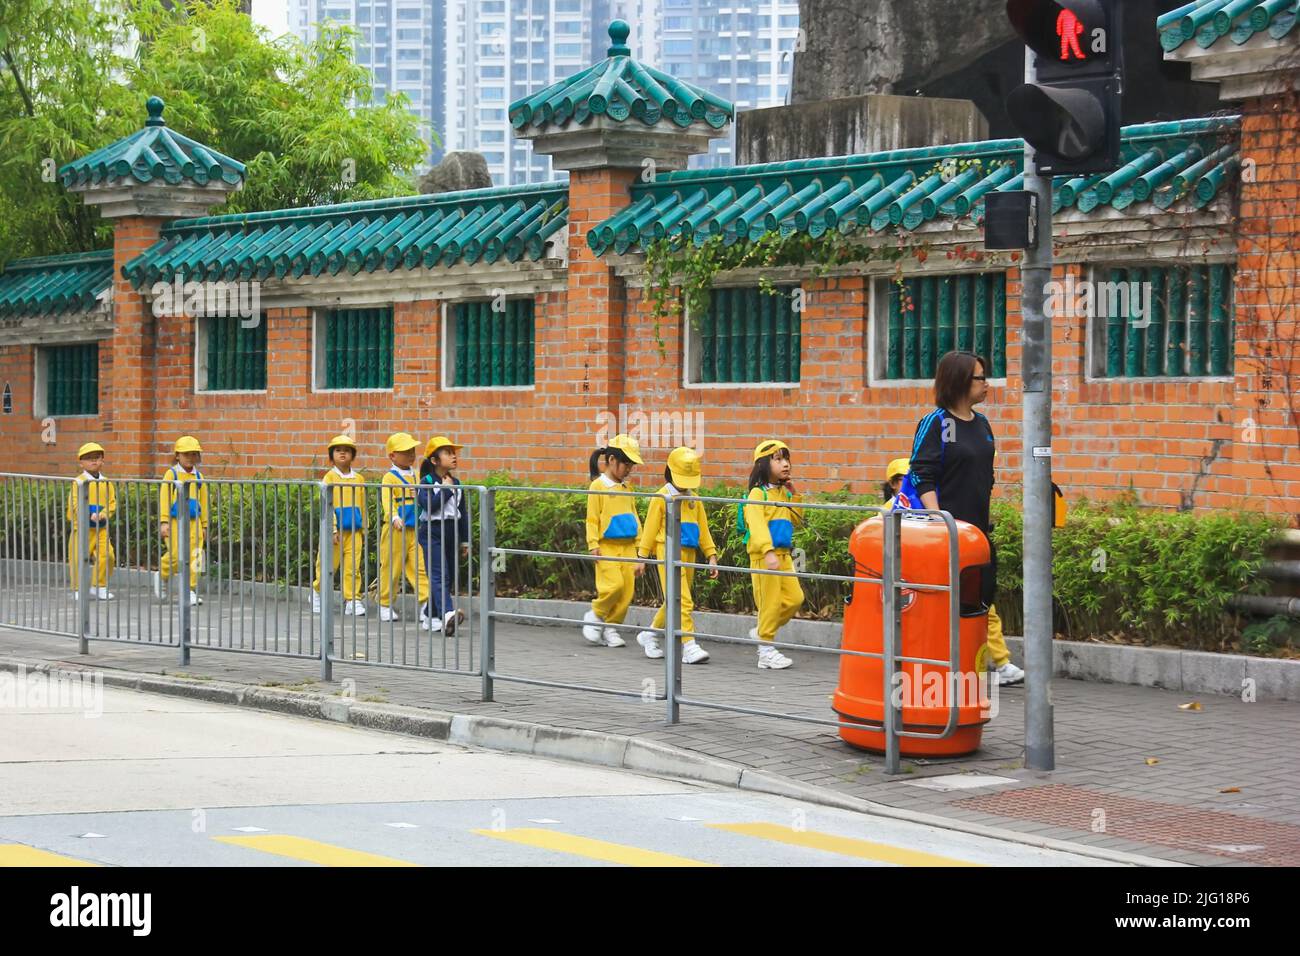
top-left (581, 434), bottom-right (645, 647)
top-left (741, 439), bottom-right (804, 669)
top-left (635, 447), bottom-right (718, 664)
top-left (155, 436), bottom-right (209, 607)
top-left (378, 432), bottom-right (430, 624)
top-left (313, 435), bottom-right (368, 617)
top-left (67, 442), bottom-right (116, 600)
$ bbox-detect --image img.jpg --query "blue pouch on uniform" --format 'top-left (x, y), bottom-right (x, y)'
top-left (680, 520), bottom-right (701, 549)
top-left (335, 506), bottom-right (363, 531)
top-left (398, 503), bottom-right (418, 528)
top-left (769, 518), bottom-right (794, 550)
top-left (604, 511), bottom-right (639, 539)
top-left (87, 503), bottom-right (103, 518)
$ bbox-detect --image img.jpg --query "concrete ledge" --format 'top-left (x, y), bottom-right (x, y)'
top-left (1004, 636), bottom-right (1299, 702)
top-left (137, 675), bottom-right (245, 706)
top-left (0, 653), bottom-right (1174, 867)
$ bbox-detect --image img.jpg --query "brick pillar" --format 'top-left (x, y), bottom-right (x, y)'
top-left (1230, 93), bottom-right (1300, 516)
top-left (109, 217), bottom-right (165, 477)
top-left (554, 166), bottom-right (638, 455)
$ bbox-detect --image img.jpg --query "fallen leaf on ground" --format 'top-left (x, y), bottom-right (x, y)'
top-left (1178, 702), bottom-right (1203, 711)
top-left (1145, 758), bottom-right (1160, 766)
top-left (1219, 787), bottom-right (1241, 793)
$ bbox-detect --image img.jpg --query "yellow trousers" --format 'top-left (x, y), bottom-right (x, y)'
top-left (314, 531), bottom-right (364, 602)
top-left (650, 546), bottom-right (697, 642)
top-left (378, 524), bottom-right (428, 607)
top-left (751, 551), bottom-right (804, 641)
top-left (591, 541), bottom-right (637, 624)
top-left (68, 527), bottom-right (114, 590)
top-left (160, 521), bottom-right (205, 582)
top-left (987, 602), bottom-right (1010, 667)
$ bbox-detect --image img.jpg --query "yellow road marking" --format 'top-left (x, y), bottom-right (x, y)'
top-left (213, 835), bottom-right (418, 867)
top-left (0, 844), bottom-right (99, 867)
top-left (709, 823), bottom-right (981, 867)
top-left (474, 828), bottom-right (715, 867)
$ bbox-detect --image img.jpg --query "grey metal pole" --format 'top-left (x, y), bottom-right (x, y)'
top-left (177, 480), bottom-right (191, 667)
top-left (319, 482), bottom-right (334, 682)
top-left (1021, 48), bottom-right (1056, 771)
top-left (76, 479), bottom-right (90, 654)
top-left (479, 487), bottom-right (496, 702)
top-left (664, 494), bottom-right (682, 725)
top-left (882, 508), bottom-right (901, 775)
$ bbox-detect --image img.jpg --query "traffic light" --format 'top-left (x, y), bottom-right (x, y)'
top-left (1005, 0), bottom-right (1123, 176)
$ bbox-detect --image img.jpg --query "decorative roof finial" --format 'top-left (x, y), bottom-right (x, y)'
top-left (145, 96), bottom-right (166, 127)
top-left (607, 20), bottom-right (631, 57)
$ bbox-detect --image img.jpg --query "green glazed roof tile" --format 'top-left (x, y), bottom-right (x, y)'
top-left (587, 116), bottom-right (1241, 255)
top-left (0, 250), bottom-right (114, 318)
top-left (123, 181), bottom-right (568, 288)
top-left (509, 21), bottom-right (733, 132)
top-left (1159, 0), bottom-right (1299, 53)
top-left (59, 97), bottom-right (245, 191)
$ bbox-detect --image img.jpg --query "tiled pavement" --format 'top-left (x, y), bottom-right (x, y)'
top-left (3, 610), bottom-right (1298, 867)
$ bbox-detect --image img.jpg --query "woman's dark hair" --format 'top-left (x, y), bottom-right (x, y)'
top-left (664, 466), bottom-right (674, 484)
top-left (589, 446), bottom-right (633, 479)
top-left (933, 350), bottom-right (989, 411)
top-left (419, 456), bottom-right (436, 482)
top-left (881, 481), bottom-right (897, 502)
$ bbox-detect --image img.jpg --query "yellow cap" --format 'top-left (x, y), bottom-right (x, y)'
top-left (886, 457), bottom-right (910, 482)
top-left (174, 436), bottom-right (202, 454)
top-left (753, 439), bottom-right (789, 461)
top-left (77, 442), bottom-right (105, 459)
top-left (385, 432), bottom-right (419, 454)
top-left (666, 447), bottom-right (702, 489)
top-left (425, 435), bottom-right (463, 459)
top-left (328, 435), bottom-right (357, 453)
top-left (608, 433), bottom-right (644, 465)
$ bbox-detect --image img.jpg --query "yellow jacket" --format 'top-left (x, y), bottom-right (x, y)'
top-left (586, 475), bottom-right (641, 551)
top-left (381, 466), bottom-right (419, 529)
top-left (637, 484), bottom-right (717, 558)
top-left (743, 484), bottom-right (804, 557)
top-left (159, 465), bottom-right (209, 528)
top-left (66, 473), bottom-right (117, 524)
top-left (323, 468), bottom-right (367, 532)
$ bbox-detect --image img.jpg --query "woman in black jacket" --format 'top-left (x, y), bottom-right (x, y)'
top-left (906, 350), bottom-right (1024, 686)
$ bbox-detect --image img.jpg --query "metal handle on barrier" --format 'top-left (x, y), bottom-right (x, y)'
top-left (76, 478), bottom-right (91, 654)
top-left (664, 494), bottom-right (682, 725)
top-left (319, 482), bottom-right (334, 682)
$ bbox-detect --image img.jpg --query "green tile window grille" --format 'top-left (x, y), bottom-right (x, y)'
top-left (452, 298), bottom-right (535, 387)
top-left (46, 343), bottom-right (98, 416)
top-left (204, 315), bottom-right (267, 391)
top-left (885, 272), bottom-right (1006, 380)
top-left (695, 286), bottom-right (800, 384)
top-left (323, 307), bottom-right (393, 389)
top-left (1098, 264), bottom-right (1234, 378)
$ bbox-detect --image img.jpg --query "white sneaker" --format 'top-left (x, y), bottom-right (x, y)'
top-left (636, 630), bottom-right (664, 659)
top-left (602, 626), bottom-right (626, 648)
top-left (312, 591), bottom-right (321, 614)
top-left (152, 571), bottom-right (165, 600)
top-left (93, 587), bottom-right (114, 600)
top-left (681, 640), bottom-right (710, 664)
top-left (419, 612), bottom-right (442, 632)
top-left (345, 600), bottom-right (366, 617)
top-left (582, 610), bottom-right (604, 644)
top-left (379, 605), bottom-right (399, 622)
top-left (757, 644), bottom-right (793, 670)
top-left (748, 627), bottom-right (759, 642)
top-left (189, 591), bottom-right (201, 607)
top-left (443, 610), bottom-right (463, 636)
top-left (996, 662), bottom-right (1026, 685)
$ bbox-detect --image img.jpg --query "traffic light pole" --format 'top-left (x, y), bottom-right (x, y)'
top-left (1021, 48), bottom-right (1056, 772)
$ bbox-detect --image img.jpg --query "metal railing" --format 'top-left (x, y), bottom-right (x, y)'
top-left (1, 473), bottom-right (981, 773)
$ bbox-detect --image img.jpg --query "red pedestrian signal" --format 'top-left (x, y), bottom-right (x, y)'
top-left (1005, 0), bottom-right (1123, 176)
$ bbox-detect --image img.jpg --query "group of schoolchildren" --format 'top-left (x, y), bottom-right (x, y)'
top-left (65, 432), bottom-right (1020, 679)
